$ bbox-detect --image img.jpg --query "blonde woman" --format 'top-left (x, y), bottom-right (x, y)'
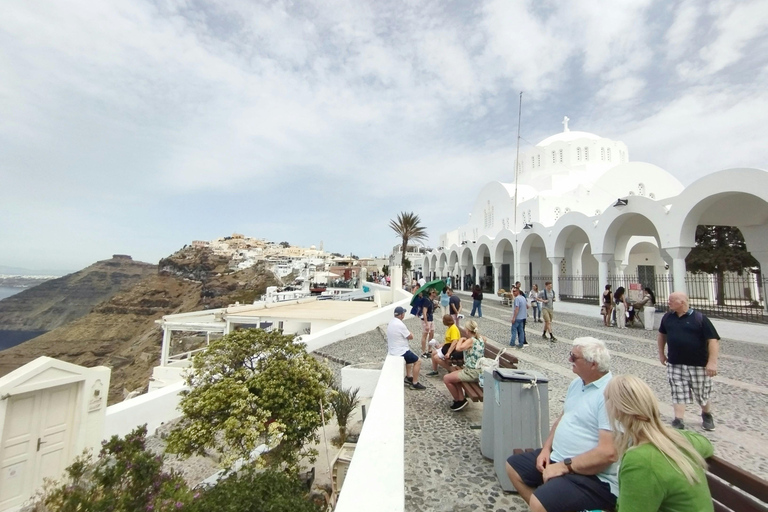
top-left (604, 375), bottom-right (714, 512)
top-left (443, 320), bottom-right (485, 412)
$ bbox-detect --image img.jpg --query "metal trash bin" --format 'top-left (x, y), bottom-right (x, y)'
top-left (491, 368), bottom-right (549, 492)
top-left (480, 368), bottom-right (495, 459)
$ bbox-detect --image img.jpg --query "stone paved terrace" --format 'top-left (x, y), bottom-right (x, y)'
top-left (316, 295), bottom-right (768, 512)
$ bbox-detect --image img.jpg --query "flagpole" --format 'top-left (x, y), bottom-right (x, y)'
top-left (513, 92), bottom-right (523, 287)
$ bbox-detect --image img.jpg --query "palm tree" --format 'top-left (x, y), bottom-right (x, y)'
top-left (389, 212), bottom-right (428, 268)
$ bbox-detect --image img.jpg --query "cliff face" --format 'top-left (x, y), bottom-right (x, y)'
top-left (0, 253), bottom-right (280, 404)
top-left (0, 256), bottom-right (157, 331)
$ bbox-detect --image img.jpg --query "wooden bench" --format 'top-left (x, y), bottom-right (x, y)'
top-left (460, 344), bottom-right (518, 402)
top-left (707, 455), bottom-right (768, 512)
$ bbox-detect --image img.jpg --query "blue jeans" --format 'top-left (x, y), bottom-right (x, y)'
top-left (510, 319), bottom-right (526, 347)
top-left (471, 300), bottom-right (482, 317)
top-left (532, 304), bottom-right (540, 321)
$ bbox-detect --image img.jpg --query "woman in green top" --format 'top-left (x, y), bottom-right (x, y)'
top-left (443, 320), bottom-right (485, 412)
top-left (604, 375), bottom-right (714, 512)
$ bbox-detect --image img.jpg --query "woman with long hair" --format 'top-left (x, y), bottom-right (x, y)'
top-left (442, 319), bottom-right (485, 412)
top-left (613, 286), bottom-right (628, 329)
top-left (529, 284), bottom-right (541, 323)
top-left (604, 375), bottom-right (714, 512)
top-left (602, 284), bottom-right (613, 327)
top-left (634, 287), bottom-right (657, 331)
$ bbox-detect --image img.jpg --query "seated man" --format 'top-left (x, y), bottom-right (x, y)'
top-left (427, 314), bottom-right (463, 376)
top-left (505, 337), bottom-right (618, 512)
top-left (387, 306), bottom-right (425, 390)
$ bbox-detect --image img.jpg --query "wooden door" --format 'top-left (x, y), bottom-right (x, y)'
top-left (0, 383), bottom-right (77, 510)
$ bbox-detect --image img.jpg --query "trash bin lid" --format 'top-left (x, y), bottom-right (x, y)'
top-left (493, 368), bottom-right (549, 383)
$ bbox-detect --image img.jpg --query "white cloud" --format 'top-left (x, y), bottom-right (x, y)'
top-left (1, 0), bottom-right (767, 270)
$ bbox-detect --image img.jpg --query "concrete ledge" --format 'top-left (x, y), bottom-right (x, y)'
top-left (335, 355), bottom-right (405, 512)
top-left (104, 380), bottom-right (186, 439)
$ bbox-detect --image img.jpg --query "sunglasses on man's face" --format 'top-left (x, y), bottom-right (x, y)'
top-left (568, 351), bottom-right (583, 362)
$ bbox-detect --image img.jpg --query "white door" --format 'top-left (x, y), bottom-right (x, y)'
top-left (0, 383), bottom-right (78, 510)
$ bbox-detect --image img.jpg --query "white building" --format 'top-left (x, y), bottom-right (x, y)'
top-left (424, 119), bottom-right (768, 317)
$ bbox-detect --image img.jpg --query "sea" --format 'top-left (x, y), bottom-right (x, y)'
top-left (0, 286), bottom-right (47, 350)
top-left (0, 286), bottom-right (22, 301)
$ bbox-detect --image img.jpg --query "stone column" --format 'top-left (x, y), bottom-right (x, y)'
top-left (459, 265), bottom-right (467, 291)
top-left (594, 253), bottom-right (614, 305)
top-left (160, 327), bottom-right (172, 367)
top-left (391, 266), bottom-right (403, 303)
top-left (492, 263), bottom-right (502, 294)
top-left (665, 247), bottom-right (692, 293)
top-left (474, 264), bottom-right (483, 290)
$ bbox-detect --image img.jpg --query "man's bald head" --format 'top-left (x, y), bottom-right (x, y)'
top-left (668, 292), bottom-right (689, 315)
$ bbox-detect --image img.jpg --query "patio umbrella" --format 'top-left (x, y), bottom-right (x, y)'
top-left (410, 279), bottom-right (446, 306)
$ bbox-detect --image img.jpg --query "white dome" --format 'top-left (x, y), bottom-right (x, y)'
top-left (536, 131), bottom-right (602, 147)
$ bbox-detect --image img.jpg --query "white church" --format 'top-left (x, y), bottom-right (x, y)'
top-left (422, 118), bottom-right (768, 316)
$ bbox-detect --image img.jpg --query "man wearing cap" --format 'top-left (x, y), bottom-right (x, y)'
top-left (388, 306), bottom-right (426, 390)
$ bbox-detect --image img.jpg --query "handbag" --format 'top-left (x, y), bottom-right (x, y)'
top-left (600, 305), bottom-right (607, 315)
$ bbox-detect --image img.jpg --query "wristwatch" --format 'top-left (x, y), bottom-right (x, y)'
top-left (564, 458), bottom-right (575, 474)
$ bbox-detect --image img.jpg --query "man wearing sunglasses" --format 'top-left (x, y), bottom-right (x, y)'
top-left (505, 337), bottom-right (618, 512)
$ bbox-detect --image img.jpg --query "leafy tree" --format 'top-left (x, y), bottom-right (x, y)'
top-left (685, 225), bottom-right (759, 306)
top-left (32, 426), bottom-right (193, 512)
top-left (279, 241), bottom-right (290, 248)
top-left (187, 467), bottom-right (321, 512)
top-left (389, 212), bottom-right (427, 268)
top-left (166, 329), bottom-right (335, 471)
top-left (382, 264), bottom-right (389, 276)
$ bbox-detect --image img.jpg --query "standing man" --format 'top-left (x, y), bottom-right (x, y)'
top-left (510, 288), bottom-right (528, 349)
top-left (387, 306), bottom-right (426, 390)
top-left (540, 281), bottom-right (557, 342)
top-left (505, 337), bottom-right (618, 512)
top-left (448, 287), bottom-right (462, 327)
top-left (657, 292), bottom-right (719, 430)
top-left (420, 289), bottom-right (437, 358)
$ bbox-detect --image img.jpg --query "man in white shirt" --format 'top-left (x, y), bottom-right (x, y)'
top-left (387, 306), bottom-right (426, 390)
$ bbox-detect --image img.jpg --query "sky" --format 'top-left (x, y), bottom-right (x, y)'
top-left (2, 0), bottom-right (767, 274)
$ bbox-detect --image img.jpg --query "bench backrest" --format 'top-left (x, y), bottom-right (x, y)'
top-left (707, 456), bottom-right (768, 512)
top-left (483, 344), bottom-right (518, 369)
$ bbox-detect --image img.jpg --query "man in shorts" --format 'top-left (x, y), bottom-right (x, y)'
top-left (420, 289), bottom-right (437, 358)
top-left (505, 337), bottom-right (618, 512)
top-left (448, 287), bottom-right (462, 327)
top-left (540, 281), bottom-right (557, 342)
top-left (387, 306), bottom-right (426, 390)
top-left (658, 292), bottom-right (720, 430)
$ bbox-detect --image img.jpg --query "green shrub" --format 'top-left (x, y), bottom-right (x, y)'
top-left (329, 384), bottom-right (360, 440)
top-left (31, 426), bottom-right (193, 512)
top-left (188, 468), bottom-right (321, 512)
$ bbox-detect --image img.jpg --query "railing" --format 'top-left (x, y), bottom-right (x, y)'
top-left (684, 272), bottom-right (766, 323)
top-left (558, 272), bottom-right (767, 323)
top-left (558, 275), bottom-right (600, 304)
top-left (522, 276), bottom-right (552, 294)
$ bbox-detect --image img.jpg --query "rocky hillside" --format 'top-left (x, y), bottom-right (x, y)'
top-left (0, 249), bottom-right (280, 404)
top-left (0, 255), bottom-right (157, 332)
